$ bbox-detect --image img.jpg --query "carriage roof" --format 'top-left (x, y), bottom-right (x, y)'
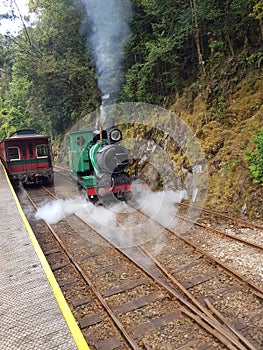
top-left (3, 129), bottom-right (50, 142)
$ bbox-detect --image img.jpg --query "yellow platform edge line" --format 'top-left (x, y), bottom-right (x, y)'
top-left (1, 162), bottom-right (90, 350)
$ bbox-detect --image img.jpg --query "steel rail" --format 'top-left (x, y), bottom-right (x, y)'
top-left (173, 223), bottom-right (263, 299)
top-left (133, 207), bottom-right (263, 299)
top-left (39, 187), bottom-right (245, 349)
top-left (138, 245), bottom-right (257, 350)
top-left (91, 228), bottom-right (246, 350)
top-left (180, 203), bottom-right (263, 231)
top-left (42, 185), bottom-right (263, 252)
top-left (37, 186), bottom-right (259, 349)
top-left (115, 216), bottom-right (259, 350)
top-left (179, 214), bottom-right (263, 251)
top-left (23, 188), bottom-right (140, 350)
top-left (196, 221), bottom-right (263, 251)
top-left (204, 298), bottom-right (258, 350)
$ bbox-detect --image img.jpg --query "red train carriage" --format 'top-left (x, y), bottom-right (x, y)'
top-left (0, 129), bottom-right (53, 186)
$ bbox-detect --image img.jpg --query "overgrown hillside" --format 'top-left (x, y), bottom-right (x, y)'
top-left (171, 72), bottom-right (263, 218)
top-left (0, 1), bottom-right (262, 217)
top-left (120, 0), bottom-right (263, 218)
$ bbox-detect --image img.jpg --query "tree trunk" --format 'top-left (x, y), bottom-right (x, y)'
top-left (226, 34), bottom-right (235, 57)
top-left (190, 0), bottom-right (206, 78)
top-left (259, 18), bottom-right (263, 41)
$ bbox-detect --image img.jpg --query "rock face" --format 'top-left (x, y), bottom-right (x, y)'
top-left (124, 124), bottom-right (208, 217)
top-left (169, 77), bottom-right (263, 218)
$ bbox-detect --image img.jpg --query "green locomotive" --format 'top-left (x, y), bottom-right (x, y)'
top-left (66, 127), bottom-right (134, 203)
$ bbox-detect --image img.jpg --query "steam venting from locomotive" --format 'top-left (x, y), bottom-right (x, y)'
top-left (80, 0), bottom-right (133, 108)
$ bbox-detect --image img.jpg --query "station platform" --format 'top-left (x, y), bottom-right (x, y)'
top-left (0, 162), bottom-right (89, 350)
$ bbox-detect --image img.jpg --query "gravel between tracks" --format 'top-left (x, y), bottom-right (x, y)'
top-left (185, 227), bottom-right (263, 286)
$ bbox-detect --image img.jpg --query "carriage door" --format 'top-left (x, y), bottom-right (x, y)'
top-left (25, 141), bottom-right (35, 172)
top-left (36, 143), bottom-right (49, 169)
top-left (20, 142), bottom-right (28, 173)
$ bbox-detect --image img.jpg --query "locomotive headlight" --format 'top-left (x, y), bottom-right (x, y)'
top-left (109, 128), bottom-right (122, 143)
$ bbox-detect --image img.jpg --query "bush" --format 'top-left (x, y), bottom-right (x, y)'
top-left (246, 130), bottom-right (263, 185)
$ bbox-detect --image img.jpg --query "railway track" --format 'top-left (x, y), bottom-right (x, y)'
top-left (170, 204), bottom-right (263, 290)
top-left (17, 182), bottom-right (263, 350)
top-left (115, 203), bottom-right (263, 348)
top-left (194, 205), bottom-right (263, 231)
top-left (178, 203), bottom-right (263, 247)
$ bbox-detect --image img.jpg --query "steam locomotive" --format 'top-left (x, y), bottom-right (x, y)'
top-left (0, 129), bottom-right (53, 186)
top-left (66, 126), bottom-right (143, 204)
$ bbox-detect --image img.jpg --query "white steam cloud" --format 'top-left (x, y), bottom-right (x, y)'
top-left (35, 198), bottom-right (86, 224)
top-left (136, 189), bottom-right (188, 228)
top-left (81, 0), bottom-right (133, 105)
top-left (35, 188), bottom-right (187, 248)
top-left (35, 197), bottom-right (116, 227)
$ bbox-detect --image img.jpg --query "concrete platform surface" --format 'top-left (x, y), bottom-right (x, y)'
top-left (0, 162), bottom-right (89, 349)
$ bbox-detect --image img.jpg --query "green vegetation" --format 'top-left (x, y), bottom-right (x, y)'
top-left (0, 0), bottom-right (262, 216)
top-left (0, 0), bottom-right (100, 139)
top-left (246, 130), bottom-right (263, 185)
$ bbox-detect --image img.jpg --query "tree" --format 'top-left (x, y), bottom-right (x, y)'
top-left (190, 0), bottom-right (206, 77)
top-left (121, 0), bottom-right (261, 107)
top-left (250, 0), bottom-right (263, 39)
top-left (121, 0), bottom-right (195, 104)
top-left (5, 0), bottom-right (100, 137)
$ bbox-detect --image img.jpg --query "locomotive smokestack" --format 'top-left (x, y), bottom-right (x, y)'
top-left (99, 104), bottom-right (115, 131)
top-left (106, 117), bottom-right (115, 132)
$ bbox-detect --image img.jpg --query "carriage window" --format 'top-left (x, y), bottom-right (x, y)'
top-left (36, 144), bottom-right (48, 158)
top-left (8, 147), bottom-right (20, 160)
top-left (76, 136), bottom-right (85, 146)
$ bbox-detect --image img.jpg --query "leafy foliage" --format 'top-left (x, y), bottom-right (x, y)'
top-left (121, 0), bottom-right (194, 104)
top-left (121, 0), bottom-right (261, 105)
top-left (0, 0), bottom-right (100, 139)
top-left (246, 130), bottom-right (263, 185)
top-left (0, 0), bottom-right (262, 140)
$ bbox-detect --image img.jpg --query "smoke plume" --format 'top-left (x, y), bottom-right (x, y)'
top-left (81, 0), bottom-right (133, 106)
